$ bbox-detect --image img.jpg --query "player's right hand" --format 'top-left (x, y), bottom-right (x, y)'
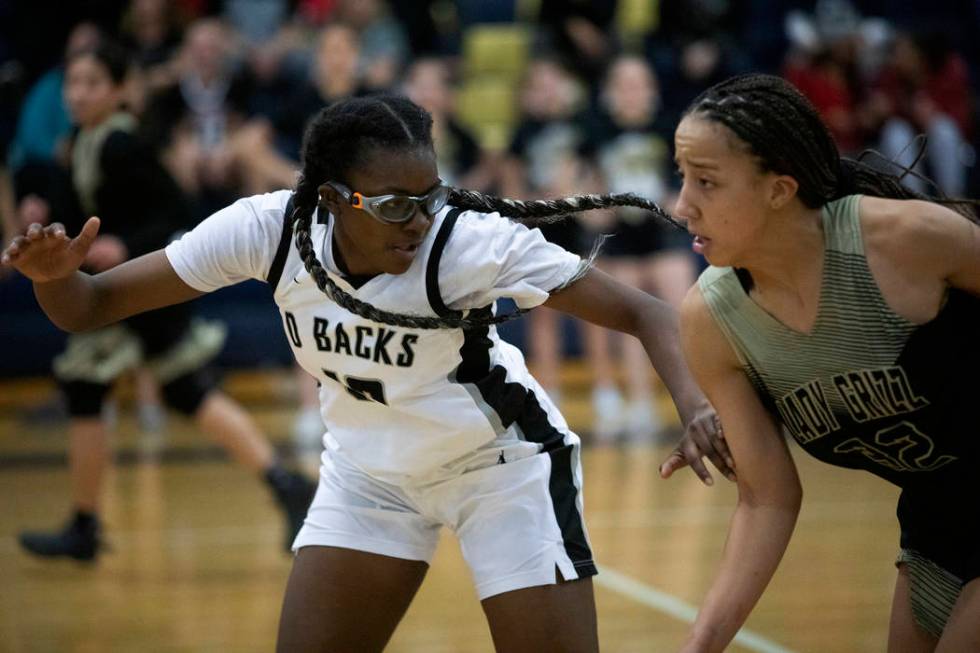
top-left (0, 217), bottom-right (101, 282)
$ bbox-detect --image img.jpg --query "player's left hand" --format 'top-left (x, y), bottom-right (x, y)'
top-left (659, 403), bottom-right (735, 486)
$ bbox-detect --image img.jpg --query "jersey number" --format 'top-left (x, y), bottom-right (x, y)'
top-left (322, 369), bottom-right (387, 405)
top-left (833, 422), bottom-right (957, 473)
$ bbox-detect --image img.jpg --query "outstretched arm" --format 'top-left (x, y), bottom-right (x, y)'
top-left (544, 267), bottom-right (734, 483)
top-left (2, 218), bottom-right (203, 332)
top-left (676, 286), bottom-right (802, 652)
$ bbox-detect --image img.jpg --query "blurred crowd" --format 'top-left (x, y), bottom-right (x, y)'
top-left (1, 0), bottom-right (978, 443)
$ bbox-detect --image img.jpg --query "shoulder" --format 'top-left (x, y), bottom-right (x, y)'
top-left (680, 283), bottom-right (741, 376)
top-left (218, 189), bottom-right (293, 223)
top-left (452, 208), bottom-right (529, 241)
top-left (859, 195), bottom-right (977, 278)
top-left (680, 284), bottom-right (714, 337)
top-left (438, 208), bottom-right (523, 262)
top-left (195, 190), bottom-right (293, 243)
top-left (697, 264), bottom-right (734, 291)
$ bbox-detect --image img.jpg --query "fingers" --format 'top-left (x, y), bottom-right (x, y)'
top-left (1, 221), bottom-right (81, 266)
top-left (711, 414), bottom-right (735, 469)
top-left (659, 450), bottom-right (687, 479)
top-left (69, 217), bottom-right (101, 255)
top-left (659, 447), bottom-right (715, 486)
top-left (689, 419), bottom-right (736, 482)
top-left (1, 234), bottom-right (27, 265)
top-left (681, 439), bottom-right (716, 486)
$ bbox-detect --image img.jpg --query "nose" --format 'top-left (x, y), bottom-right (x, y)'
top-left (673, 182), bottom-right (698, 229)
top-left (401, 206), bottom-right (432, 236)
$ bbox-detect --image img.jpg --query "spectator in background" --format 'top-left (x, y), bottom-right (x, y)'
top-left (223, 0), bottom-right (292, 47)
top-left (140, 18), bottom-right (253, 212)
top-left (335, 0), bottom-right (409, 92)
top-left (402, 57), bottom-right (492, 190)
top-left (143, 17), bottom-right (297, 213)
top-left (537, 0), bottom-right (617, 92)
top-left (783, 0), bottom-right (865, 155)
top-left (580, 55), bottom-right (697, 444)
top-left (498, 56), bottom-right (617, 423)
top-left (867, 31), bottom-right (974, 197)
top-left (273, 22), bottom-right (367, 161)
top-left (8, 22), bottom-right (101, 176)
top-left (119, 0), bottom-right (185, 90)
top-left (657, 36), bottom-right (746, 128)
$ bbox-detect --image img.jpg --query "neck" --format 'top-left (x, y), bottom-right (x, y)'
top-left (737, 206), bottom-right (825, 295)
top-left (332, 221), bottom-right (375, 276)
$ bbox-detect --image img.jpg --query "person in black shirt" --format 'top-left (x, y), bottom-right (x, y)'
top-left (17, 42), bottom-right (315, 561)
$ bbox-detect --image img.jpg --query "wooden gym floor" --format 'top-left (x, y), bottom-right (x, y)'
top-left (0, 365), bottom-right (901, 652)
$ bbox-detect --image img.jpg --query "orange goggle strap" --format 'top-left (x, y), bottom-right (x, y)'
top-left (351, 192), bottom-right (365, 209)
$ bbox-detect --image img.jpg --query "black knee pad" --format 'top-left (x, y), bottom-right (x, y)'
top-left (59, 380), bottom-right (112, 417)
top-left (161, 368), bottom-right (217, 416)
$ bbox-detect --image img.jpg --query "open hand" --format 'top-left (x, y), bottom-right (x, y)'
top-left (1, 217), bottom-right (101, 282)
top-left (659, 404), bottom-right (736, 486)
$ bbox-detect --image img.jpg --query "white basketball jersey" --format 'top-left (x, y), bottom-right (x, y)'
top-left (166, 190), bottom-right (585, 481)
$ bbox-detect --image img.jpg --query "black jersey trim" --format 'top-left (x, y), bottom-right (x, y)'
top-left (425, 207), bottom-right (464, 318)
top-left (266, 193), bottom-right (295, 289)
top-left (316, 203), bottom-right (330, 225)
top-left (452, 314), bottom-right (594, 574)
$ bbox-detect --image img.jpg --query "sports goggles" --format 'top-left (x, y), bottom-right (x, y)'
top-left (327, 181), bottom-right (450, 224)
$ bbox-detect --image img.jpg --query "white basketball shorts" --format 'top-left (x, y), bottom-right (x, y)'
top-left (292, 439), bottom-right (596, 600)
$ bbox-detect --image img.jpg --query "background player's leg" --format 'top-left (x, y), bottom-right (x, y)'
top-left (68, 417), bottom-right (109, 513)
top-left (481, 575), bottom-right (598, 653)
top-left (19, 376), bottom-right (113, 561)
top-left (180, 386), bottom-right (315, 550)
top-left (194, 390), bottom-right (276, 473)
top-left (276, 546), bottom-right (428, 653)
top-left (887, 565), bottom-right (938, 653)
top-left (527, 307), bottom-right (564, 406)
top-left (290, 365), bottom-right (325, 450)
top-left (936, 577), bottom-right (980, 652)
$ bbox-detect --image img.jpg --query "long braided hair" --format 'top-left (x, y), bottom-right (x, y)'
top-left (683, 73), bottom-right (979, 221)
top-left (291, 94), bottom-right (680, 330)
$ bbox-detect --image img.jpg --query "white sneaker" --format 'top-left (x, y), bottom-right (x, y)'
top-left (591, 386), bottom-right (624, 444)
top-left (291, 407), bottom-right (325, 450)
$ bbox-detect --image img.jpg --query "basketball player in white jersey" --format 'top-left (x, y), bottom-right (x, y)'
top-left (3, 95), bottom-right (731, 652)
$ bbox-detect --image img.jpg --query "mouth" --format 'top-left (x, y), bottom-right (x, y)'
top-left (391, 242), bottom-right (421, 254)
top-left (389, 242), bottom-right (422, 265)
top-left (691, 233), bottom-right (710, 255)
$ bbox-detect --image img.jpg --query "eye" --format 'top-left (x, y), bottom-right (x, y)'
top-left (697, 178), bottom-right (715, 189)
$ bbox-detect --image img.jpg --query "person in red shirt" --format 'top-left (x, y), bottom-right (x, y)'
top-left (866, 31), bottom-right (973, 196)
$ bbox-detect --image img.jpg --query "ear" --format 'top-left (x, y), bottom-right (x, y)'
top-left (318, 182), bottom-right (345, 215)
top-left (768, 174), bottom-right (799, 210)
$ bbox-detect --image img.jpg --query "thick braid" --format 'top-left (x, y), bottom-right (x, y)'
top-left (448, 188), bottom-right (685, 231)
top-left (291, 187), bottom-right (679, 330)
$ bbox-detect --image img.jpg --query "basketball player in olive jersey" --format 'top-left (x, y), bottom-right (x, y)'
top-left (659, 74), bottom-right (980, 651)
